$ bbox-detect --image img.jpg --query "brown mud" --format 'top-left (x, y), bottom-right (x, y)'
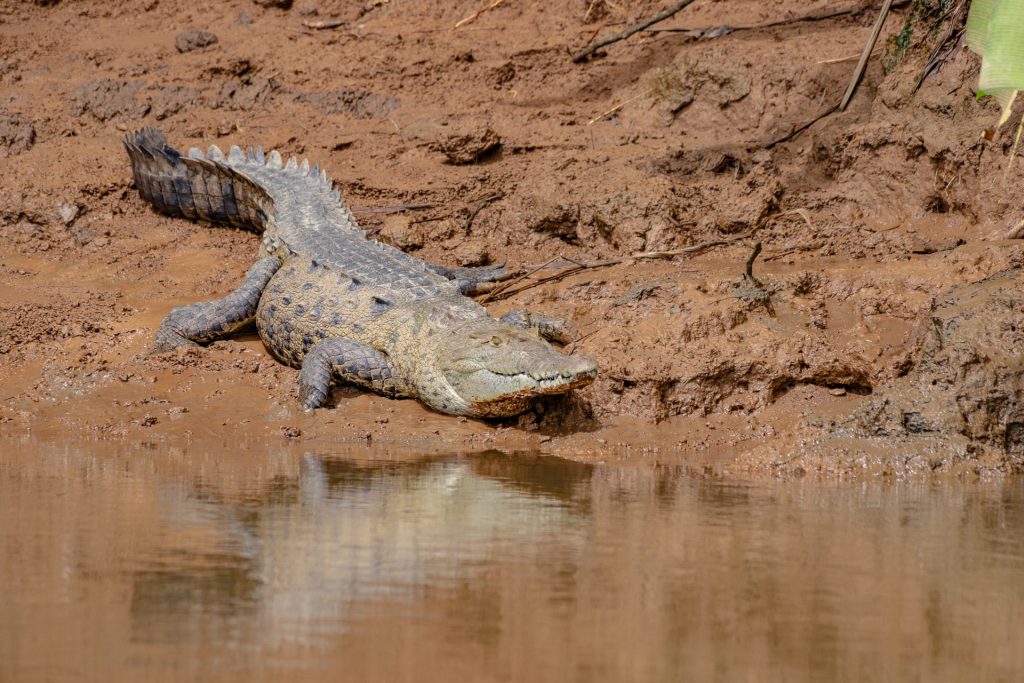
top-left (2, 0), bottom-right (1024, 477)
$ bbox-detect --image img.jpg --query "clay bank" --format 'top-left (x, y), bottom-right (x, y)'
top-left (1, 0), bottom-right (1024, 478)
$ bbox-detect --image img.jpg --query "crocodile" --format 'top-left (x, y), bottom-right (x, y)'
top-left (124, 128), bottom-right (597, 417)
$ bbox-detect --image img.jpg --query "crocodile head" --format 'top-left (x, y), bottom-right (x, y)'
top-left (428, 323), bottom-right (598, 417)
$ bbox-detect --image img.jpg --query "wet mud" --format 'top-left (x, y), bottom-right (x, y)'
top-left (2, 0), bottom-right (1024, 476)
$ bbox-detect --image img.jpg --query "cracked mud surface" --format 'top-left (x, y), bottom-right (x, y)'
top-left (2, 0), bottom-right (1024, 477)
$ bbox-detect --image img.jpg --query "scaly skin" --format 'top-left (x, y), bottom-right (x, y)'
top-left (124, 128), bottom-right (597, 417)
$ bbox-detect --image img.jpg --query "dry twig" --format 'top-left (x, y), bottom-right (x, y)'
top-left (776, 208), bottom-right (815, 231)
top-left (1007, 218), bottom-right (1024, 240)
top-left (817, 49), bottom-right (881, 65)
top-left (455, 0), bottom-right (505, 29)
top-left (352, 202), bottom-right (435, 215)
top-left (465, 193), bottom-right (504, 232)
top-left (839, 0), bottom-right (894, 110)
top-left (744, 242), bottom-right (764, 287)
top-left (587, 93), bottom-right (644, 125)
top-left (573, 0), bottom-right (698, 63)
top-left (761, 103), bottom-right (840, 148)
top-left (647, 4), bottom-right (865, 37)
top-left (302, 19), bottom-right (346, 30)
top-left (481, 238), bottom-right (742, 302)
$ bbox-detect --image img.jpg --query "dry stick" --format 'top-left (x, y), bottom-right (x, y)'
top-left (582, 20), bottom-right (608, 48)
top-left (352, 203), bottom-right (435, 215)
top-left (744, 242), bottom-right (764, 287)
top-left (482, 238), bottom-right (742, 302)
top-left (777, 208), bottom-right (814, 231)
top-left (646, 0), bottom-right (910, 36)
top-left (587, 93), bottom-right (644, 125)
top-left (455, 0), bottom-right (504, 29)
top-left (302, 19), bottom-right (346, 30)
top-left (1006, 112), bottom-right (1024, 183)
top-left (913, 0), bottom-right (968, 93)
top-left (763, 102), bottom-right (840, 148)
top-left (839, 0), bottom-right (894, 111)
top-left (573, 0), bottom-right (698, 63)
top-left (647, 4), bottom-right (862, 36)
top-left (488, 261), bottom-right (622, 301)
top-left (817, 49), bottom-right (882, 65)
top-left (1006, 218), bottom-right (1024, 240)
top-left (480, 256), bottom-right (561, 303)
top-left (465, 193), bottom-right (504, 231)
top-left (568, 328), bottom-right (602, 354)
top-left (631, 239), bottom-right (739, 260)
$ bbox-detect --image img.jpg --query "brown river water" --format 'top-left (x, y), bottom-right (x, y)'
top-left (2, 437), bottom-right (1023, 682)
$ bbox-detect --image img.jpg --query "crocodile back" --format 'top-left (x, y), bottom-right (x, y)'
top-left (125, 128), bottom-right (453, 297)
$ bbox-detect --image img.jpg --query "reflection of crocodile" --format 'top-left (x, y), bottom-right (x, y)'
top-left (125, 129), bottom-right (596, 417)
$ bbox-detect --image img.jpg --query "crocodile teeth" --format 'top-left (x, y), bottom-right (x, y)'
top-left (310, 163), bottom-right (319, 177)
top-left (300, 159), bottom-right (310, 173)
top-left (186, 147), bottom-right (204, 160)
top-left (267, 150), bottom-right (283, 168)
top-left (286, 156), bottom-right (298, 171)
top-left (207, 145), bottom-right (226, 162)
top-left (255, 145), bottom-right (266, 164)
top-left (228, 145), bottom-right (245, 163)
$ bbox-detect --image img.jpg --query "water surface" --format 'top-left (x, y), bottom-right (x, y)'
top-left (2, 439), bottom-right (1023, 681)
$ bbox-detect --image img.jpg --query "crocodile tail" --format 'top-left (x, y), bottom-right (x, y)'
top-left (124, 127), bottom-right (273, 232)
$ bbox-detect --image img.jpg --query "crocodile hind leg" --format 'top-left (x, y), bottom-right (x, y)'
top-left (499, 310), bottom-right (575, 345)
top-left (425, 263), bottom-right (511, 295)
top-left (299, 338), bottom-right (406, 409)
top-left (154, 256), bottom-right (282, 351)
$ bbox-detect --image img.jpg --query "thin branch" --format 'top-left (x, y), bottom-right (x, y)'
top-left (573, 0), bottom-right (698, 63)
top-left (744, 242), bottom-right (764, 287)
top-left (817, 49), bottom-right (881, 65)
top-left (455, 0), bottom-right (504, 29)
top-left (647, 5), bottom-right (859, 37)
top-left (486, 260), bottom-right (622, 300)
top-left (465, 193), bottom-right (504, 231)
top-left (480, 257), bottom-right (560, 303)
top-left (839, 0), bottom-right (894, 111)
top-left (645, 1), bottom-right (910, 37)
top-left (351, 203), bottom-right (435, 215)
top-left (587, 93), bottom-right (644, 124)
top-left (302, 19), bottom-right (346, 30)
top-left (481, 239), bottom-right (743, 302)
top-left (762, 102), bottom-right (840, 149)
top-left (630, 239), bottom-right (739, 260)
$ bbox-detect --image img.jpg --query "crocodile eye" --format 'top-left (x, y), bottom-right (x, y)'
top-left (490, 336), bottom-right (502, 346)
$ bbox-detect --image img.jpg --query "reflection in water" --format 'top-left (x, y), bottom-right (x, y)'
top-left (1, 440), bottom-right (1023, 682)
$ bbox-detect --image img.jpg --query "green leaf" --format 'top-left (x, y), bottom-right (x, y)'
top-left (966, 0), bottom-right (1024, 127)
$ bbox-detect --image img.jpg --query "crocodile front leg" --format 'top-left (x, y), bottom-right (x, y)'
top-left (299, 337), bottom-right (407, 409)
top-left (154, 256), bottom-right (282, 351)
top-left (499, 309), bottom-right (575, 345)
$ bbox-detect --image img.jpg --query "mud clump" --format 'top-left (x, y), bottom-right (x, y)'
top-left (69, 80), bottom-right (149, 123)
top-left (175, 28), bottom-right (219, 53)
top-left (295, 89), bottom-right (400, 119)
top-left (846, 269), bottom-right (1024, 468)
top-left (0, 115), bottom-right (35, 158)
top-left (434, 121), bottom-right (501, 165)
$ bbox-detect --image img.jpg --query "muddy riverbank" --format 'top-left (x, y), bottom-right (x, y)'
top-left (2, 0), bottom-right (1024, 476)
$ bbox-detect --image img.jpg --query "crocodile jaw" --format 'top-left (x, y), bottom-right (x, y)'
top-left (432, 330), bottom-right (598, 417)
